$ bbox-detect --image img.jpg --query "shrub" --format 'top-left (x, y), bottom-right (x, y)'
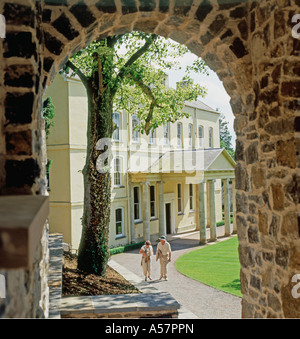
top-left (109, 241), bottom-right (145, 256)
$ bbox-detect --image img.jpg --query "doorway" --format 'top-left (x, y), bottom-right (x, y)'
top-left (166, 203), bottom-right (171, 234)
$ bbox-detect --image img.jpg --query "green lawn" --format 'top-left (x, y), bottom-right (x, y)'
top-left (175, 236), bottom-right (242, 297)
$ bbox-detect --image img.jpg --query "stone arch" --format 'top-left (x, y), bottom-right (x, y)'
top-left (1, 0), bottom-right (299, 318)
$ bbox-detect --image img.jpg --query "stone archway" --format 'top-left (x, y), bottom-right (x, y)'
top-left (0, 0), bottom-right (299, 318)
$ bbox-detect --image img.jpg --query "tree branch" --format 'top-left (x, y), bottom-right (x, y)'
top-left (115, 34), bottom-right (158, 83)
top-left (65, 60), bottom-right (88, 88)
top-left (125, 72), bottom-right (161, 135)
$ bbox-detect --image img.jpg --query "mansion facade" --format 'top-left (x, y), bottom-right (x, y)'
top-left (45, 74), bottom-right (236, 250)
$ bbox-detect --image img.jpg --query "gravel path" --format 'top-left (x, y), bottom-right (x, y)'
top-left (111, 228), bottom-right (242, 319)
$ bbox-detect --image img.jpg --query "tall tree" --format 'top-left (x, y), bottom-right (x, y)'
top-left (219, 112), bottom-right (235, 159)
top-left (62, 32), bottom-right (208, 275)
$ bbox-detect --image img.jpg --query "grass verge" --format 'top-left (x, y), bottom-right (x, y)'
top-left (175, 236), bottom-right (242, 297)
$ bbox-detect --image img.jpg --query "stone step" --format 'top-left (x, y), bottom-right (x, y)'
top-left (60, 292), bottom-right (180, 318)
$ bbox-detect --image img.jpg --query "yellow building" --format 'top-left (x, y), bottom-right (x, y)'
top-left (45, 74), bottom-right (236, 251)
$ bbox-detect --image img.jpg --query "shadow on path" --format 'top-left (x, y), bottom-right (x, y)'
top-left (112, 229), bottom-right (242, 319)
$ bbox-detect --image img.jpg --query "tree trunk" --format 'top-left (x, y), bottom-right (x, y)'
top-left (77, 73), bottom-right (113, 276)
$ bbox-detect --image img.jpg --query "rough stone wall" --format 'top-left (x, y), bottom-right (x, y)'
top-left (0, 0), bottom-right (48, 318)
top-left (237, 1), bottom-right (300, 318)
top-left (0, 0), bottom-right (299, 318)
top-left (0, 223), bottom-right (49, 318)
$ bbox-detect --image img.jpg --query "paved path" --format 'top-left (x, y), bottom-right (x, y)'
top-left (110, 227), bottom-right (242, 319)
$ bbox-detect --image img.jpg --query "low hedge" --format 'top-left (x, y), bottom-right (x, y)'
top-left (216, 218), bottom-right (233, 227)
top-left (109, 241), bottom-right (145, 256)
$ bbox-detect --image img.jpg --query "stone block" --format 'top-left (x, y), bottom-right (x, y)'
top-left (4, 3), bottom-right (35, 27)
top-left (70, 3), bottom-right (96, 28)
top-left (6, 130), bottom-right (32, 156)
top-left (195, 0), bottom-right (213, 22)
top-left (4, 64), bottom-right (34, 88)
top-left (52, 13), bottom-right (79, 40)
top-left (276, 139), bottom-right (296, 169)
top-left (271, 183), bottom-right (284, 211)
top-left (5, 159), bottom-right (40, 189)
top-left (4, 32), bottom-right (36, 59)
top-left (5, 92), bottom-right (34, 125)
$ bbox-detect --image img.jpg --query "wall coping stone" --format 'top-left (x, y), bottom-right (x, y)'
top-left (0, 195), bottom-right (49, 269)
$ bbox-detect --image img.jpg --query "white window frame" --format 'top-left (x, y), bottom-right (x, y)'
top-left (163, 122), bottom-right (170, 145)
top-left (132, 114), bottom-right (139, 143)
top-left (189, 183), bottom-right (194, 211)
top-left (188, 123), bottom-right (193, 147)
top-left (133, 186), bottom-right (141, 222)
top-left (177, 183), bottom-right (182, 214)
top-left (209, 127), bottom-right (213, 148)
top-left (115, 207), bottom-right (124, 238)
top-left (114, 157), bottom-right (122, 187)
top-left (112, 112), bottom-right (121, 141)
top-left (149, 129), bottom-right (155, 145)
top-left (177, 122), bottom-right (182, 148)
top-left (198, 125), bottom-right (204, 149)
top-left (150, 185), bottom-right (156, 218)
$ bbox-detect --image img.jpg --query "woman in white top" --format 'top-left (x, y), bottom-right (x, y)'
top-left (139, 240), bottom-right (153, 281)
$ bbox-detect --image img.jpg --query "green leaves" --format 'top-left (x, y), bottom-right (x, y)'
top-left (42, 97), bottom-right (55, 137)
top-left (62, 31), bottom-right (209, 134)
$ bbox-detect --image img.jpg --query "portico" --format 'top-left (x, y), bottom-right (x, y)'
top-left (128, 148), bottom-right (236, 244)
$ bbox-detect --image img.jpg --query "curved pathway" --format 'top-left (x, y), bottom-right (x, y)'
top-left (111, 228), bottom-right (242, 319)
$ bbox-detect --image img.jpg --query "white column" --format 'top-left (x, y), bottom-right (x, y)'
top-left (142, 182), bottom-right (150, 241)
top-left (206, 180), bottom-right (211, 229)
top-left (198, 180), bottom-right (207, 245)
top-left (208, 179), bottom-right (217, 242)
top-left (159, 180), bottom-right (165, 236)
top-left (129, 182), bottom-right (135, 243)
top-left (231, 178), bottom-right (237, 234)
top-left (222, 178), bottom-right (231, 237)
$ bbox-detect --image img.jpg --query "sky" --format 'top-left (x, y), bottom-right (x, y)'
top-left (119, 38), bottom-right (236, 148)
top-left (164, 51), bottom-right (236, 147)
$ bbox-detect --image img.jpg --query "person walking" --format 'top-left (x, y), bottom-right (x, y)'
top-left (139, 240), bottom-right (153, 281)
top-left (156, 235), bottom-right (172, 281)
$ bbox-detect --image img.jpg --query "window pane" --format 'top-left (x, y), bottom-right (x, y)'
top-left (132, 115), bottom-right (139, 142)
top-left (134, 187), bottom-right (139, 203)
top-left (178, 183), bottom-right (181, 198)
top-left (189, 184), bottom-right (193, 210)
top-left (114, 172), bottom-right (120, 186)
top-left (150, 202), bottom-right (155, 217)
top-left (209, 127), bottom-right (213, 148)
top-left (116, 208), bottom-right (122, 222)
top-left (177, 123), bottom-right (182, 147)
top-left (134, 187), bottom-right (140, 220)
top-left (134, 204), bottom-right (139, 220)
top-left (188, 124), bottom-right (192, 146)
top-left (115, 208), bottom-right (123, 235)
top-left (116, 222), bottom-right (122, 235)
top-left (178, 184), bottom-right (182, 212)
top-left (149, 129), bottom-right (155, 144)
top-left (114, 158), bottom-right (121, 185)
top-left (150, 186), bottom-right (155, 217)
top-left (150, 186), bottom-right (155, 201)
top-left (163, 123), bottom-right (169, 145)
top-left (112, 112), bottom-right (120, 141)
top-left (198, 126), bottom-right (203, 148)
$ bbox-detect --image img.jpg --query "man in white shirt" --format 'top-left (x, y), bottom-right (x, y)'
top-left (156, 235), bottom-right (172, 281)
